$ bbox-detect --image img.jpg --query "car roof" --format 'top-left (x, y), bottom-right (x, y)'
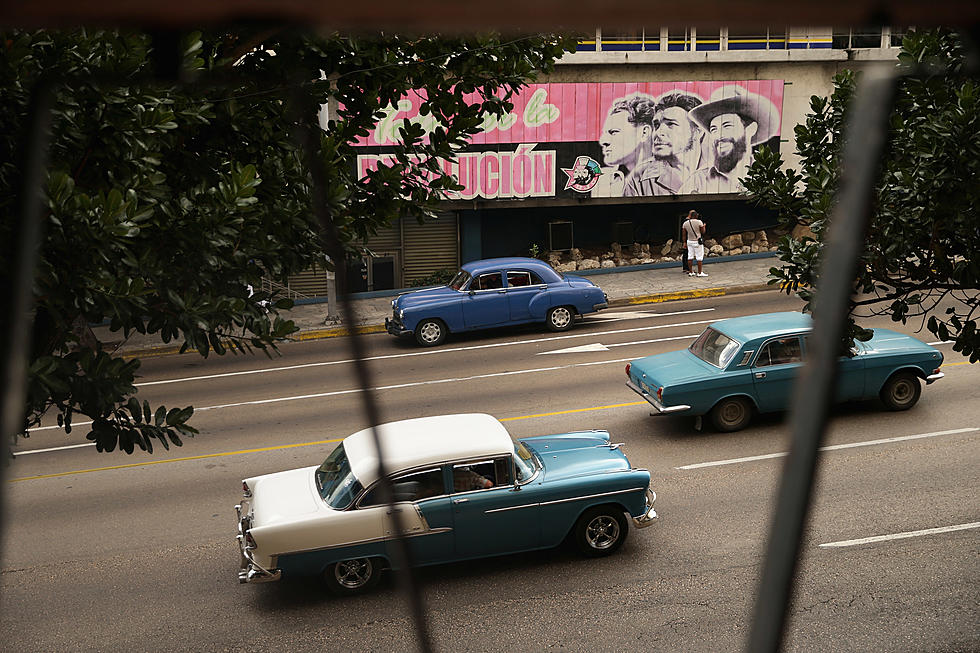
top-left (711, 311), bottom-right (812, 343)
top-left (461, 257), bottom-right (557, 278)
top-left (343, 413), bottom-right (514, 487)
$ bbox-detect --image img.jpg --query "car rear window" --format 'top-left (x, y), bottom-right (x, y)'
top-left (689, 327), bottom-right (741, 368)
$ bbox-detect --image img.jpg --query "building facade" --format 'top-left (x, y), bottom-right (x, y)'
top-left (294, 26), bottom-right (905, 296)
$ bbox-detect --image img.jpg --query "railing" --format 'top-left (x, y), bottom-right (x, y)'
top-left (576, 27), bottom-right (901, 53)
top-left (259, 276), bottom-right (313, 301)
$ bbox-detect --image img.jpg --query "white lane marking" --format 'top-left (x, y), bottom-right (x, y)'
top-left (540, 343), bottom-right (610, 354)
top-left (539, 333), bottom-right (699, 355)
top-left (676, 427), bottom-right (979, 470)
top-left (587, 311), bottom-right (658, 321)
top-left (607, 334), bottom-right (698, 348)
top-left (819, 522), bottom-right (980, 548)
top-left (11, 443), bottom-right (94, 456)
top-left (20, 355), bottom-right (639, 446)
top-left (135, 315), bottom-right (717, 388)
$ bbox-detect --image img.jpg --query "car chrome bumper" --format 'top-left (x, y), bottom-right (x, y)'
top-left (593, 301), bottom-right (608, 311)
top-left (237, 503), bottom-right (281, 584)
top-left (239, 560), bottom-right (282, 584)
top-left (625, 380), bottom-right (691, 415)
top-left (385, 317), bottom-right (412, 337)
top-left (633, 488), bottom-right (658, 529)
top-left (925, 371), bottom-right (944, 384)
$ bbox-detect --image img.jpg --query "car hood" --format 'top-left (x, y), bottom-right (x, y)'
top-left (522, 431), bottom-right (630, 481)
top-left (247, 465), bottom-right (325, 528)
top-left (394, 286), bottom-right (460, 309)
top-left (861, 328), bottom-right (939, 356)
top-left (630, 348), bottom-right (716, 388)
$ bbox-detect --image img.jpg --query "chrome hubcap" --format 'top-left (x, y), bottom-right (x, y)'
top-left (721, 401), bottom-right (744, 424)
top-left (892, 380), bottom-right (913, 403)
top-left (420, 322), bottom-right (441, 343)
top-left (585, 515), bottom-right (620, 550)
top-left (551, 307), bottom-right (571, 329)
top-left (334, 558), bottom-right (372, 589)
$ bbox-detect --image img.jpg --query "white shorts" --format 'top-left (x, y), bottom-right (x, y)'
top-left (687, 240), bottom-right (704, 261)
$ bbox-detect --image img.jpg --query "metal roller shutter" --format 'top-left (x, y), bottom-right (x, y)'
top-left (284, 265), bottom-right (331, 298)
top-left (402, 213), bottom-right (459, 284)
top-left (363, 223), bottom-right (402, 257)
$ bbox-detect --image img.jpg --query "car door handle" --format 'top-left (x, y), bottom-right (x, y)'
top-left (453, 498), bottom-right (469, 504)
top-left (497, 289), bottom-right (506, 293)
top-left (754, 371), bottom-right (766, 379)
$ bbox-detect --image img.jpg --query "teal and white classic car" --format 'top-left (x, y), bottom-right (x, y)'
top-left (626, 311), bottom-right (945, 432)
top-left (236, 413), bottom-right (657, 594)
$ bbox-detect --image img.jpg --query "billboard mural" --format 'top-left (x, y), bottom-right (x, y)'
top-left (353, 81), bottom-right (784, 201)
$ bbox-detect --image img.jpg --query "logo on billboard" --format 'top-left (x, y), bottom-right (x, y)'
top-left (561, 155), bottom-right (602, 193)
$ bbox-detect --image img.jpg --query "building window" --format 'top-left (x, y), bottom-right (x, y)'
top-left (668, 28), bottom-right (691, 51)
top-left (696, 29), bottom-right (721, 51)
top-left (727, 27), bottom-right (786, 50)
top-left (592, 28), bottom-right (660, 51)
top-left (890, 27), bottom-right (910, 47)
top-left (833, 28), bottom-right (885, 49)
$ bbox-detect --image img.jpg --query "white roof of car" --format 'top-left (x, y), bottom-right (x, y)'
top-left (343, 413), bottom-right (514, 487)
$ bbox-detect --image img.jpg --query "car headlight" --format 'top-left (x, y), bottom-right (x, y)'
top-left (391, 298), bottom-right (396, 308)
top-left (398, 309), bottom-right (405, 319)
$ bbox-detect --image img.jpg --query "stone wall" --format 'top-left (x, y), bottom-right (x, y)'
top-left (546, 229), bottom-right (783, 273)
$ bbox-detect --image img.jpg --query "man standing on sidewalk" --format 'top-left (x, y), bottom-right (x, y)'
top-left (682, 210), bottom-right (708, 277)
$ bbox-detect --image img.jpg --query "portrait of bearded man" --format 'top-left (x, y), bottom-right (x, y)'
top-left (623, 90), bottom-right (705, 197)
top-left (679, 85), bottom-right (780, 195)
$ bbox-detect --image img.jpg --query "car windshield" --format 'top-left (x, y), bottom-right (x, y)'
top-left (689, 327), bottom-right (742, 368)
top-left (513, 440), bottom-right (539, 482)
top-left (449, 270), bottom-right (470, 290)
top-left (315, 443), bottom-right (363, 509)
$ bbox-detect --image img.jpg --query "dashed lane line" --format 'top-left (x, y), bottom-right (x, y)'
top-left (819, 522), bottom-right (980, 548)
top-left (676, 427), bottom-right (979, 470)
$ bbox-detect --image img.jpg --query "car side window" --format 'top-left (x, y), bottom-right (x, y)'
top-left (506, 271), bottom-right (531, 287)
top-left (471, 272), bottom-right (503, 291)
top-left (452, 457), bottom-right (512, 492)
top-left (755, 337), bottom-right (803, 367)
top-left (359, 468), bottom-right (445, 507)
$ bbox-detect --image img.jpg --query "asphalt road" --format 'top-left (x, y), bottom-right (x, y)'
top-left (3, 291), bottom-right (978, 652)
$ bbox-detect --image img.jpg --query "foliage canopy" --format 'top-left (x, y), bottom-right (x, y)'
top-left (743, 28), bottom-right (979, 360)
top-left (1, 28), bottom-right (576, 453)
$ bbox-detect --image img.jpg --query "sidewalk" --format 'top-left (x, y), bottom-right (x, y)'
top-left (97, 253), bottom-right (779, 356)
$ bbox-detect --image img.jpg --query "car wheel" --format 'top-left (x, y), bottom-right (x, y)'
top-left (709, 396), bottom-right (752, 432)
top-left (573, 506), bottom-right (629, 557)
top-left (879, 371), bottom-right (921, 411)
top-left (323, 557), bottom-right (382, 595)
top-left (546, 306), bottom-right (574, 332)
top-left (414, 318), bottom-right (447, 346)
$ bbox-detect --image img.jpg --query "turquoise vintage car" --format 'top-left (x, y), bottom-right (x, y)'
top-left (236, 414), bottom-right (657, 594)
top-left (626, 311), bottom-right (945, 432)
top-left (386, 257), bottom-right (608, 346)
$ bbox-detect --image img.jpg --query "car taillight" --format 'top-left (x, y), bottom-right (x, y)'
top-left (244, 530), bottom-right (257, 548)
top-left (657, 387), bottom-right (664, 401)
top-left (242, 480), bottom-right (251, 497)
top-left (625, 362), bottom-right (631, 377)
top-left (933, 368), bottom-right (941, 375)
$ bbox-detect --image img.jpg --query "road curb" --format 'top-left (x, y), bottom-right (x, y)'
top-left (608, 282), bottom-right (776, 308)
top-left (118, 282), bottom-right (777, 357)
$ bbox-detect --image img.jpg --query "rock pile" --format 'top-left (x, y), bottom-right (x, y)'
top-left (546, 230), bottom-right (781, 273)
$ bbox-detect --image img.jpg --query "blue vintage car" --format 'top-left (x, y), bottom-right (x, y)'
top-left (625, 311), bottom-right (945, 432)
top-left (236, 413), bottom-right (657, 594)
top-left (385, 257), bottom-right (608, 346)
